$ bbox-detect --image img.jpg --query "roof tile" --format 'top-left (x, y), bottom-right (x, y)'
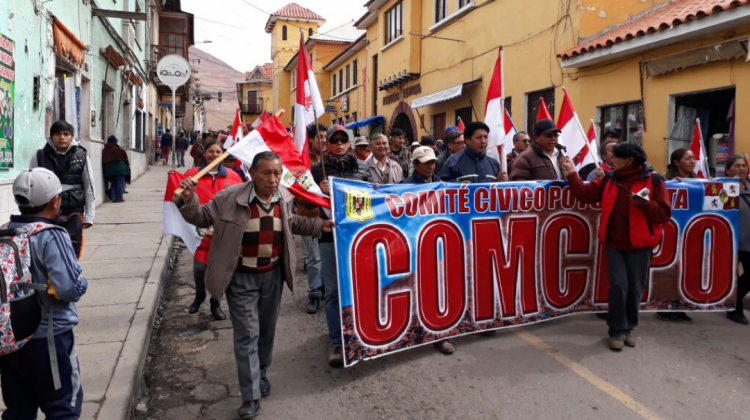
top-left (271, 3), bottom-right (325, 21)
top-left (560, 0), bottom-right (750, 59)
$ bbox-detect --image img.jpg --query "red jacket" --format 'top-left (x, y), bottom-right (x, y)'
top-left (184, 164), bottom-right (244, 263)
top-left (567, 165), bottom-right (672, 250)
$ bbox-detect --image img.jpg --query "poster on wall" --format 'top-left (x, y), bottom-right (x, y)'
top-left (0, 32), bottom-right (14, 169)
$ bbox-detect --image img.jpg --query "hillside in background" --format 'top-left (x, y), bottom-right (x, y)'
top-left (189, 46), bottom-right (244, 131)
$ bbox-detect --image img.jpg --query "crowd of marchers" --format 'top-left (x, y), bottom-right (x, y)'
top-left (3, 117), bottom-right (748, 420)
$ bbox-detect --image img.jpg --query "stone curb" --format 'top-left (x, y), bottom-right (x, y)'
top-left (96, 235), bottom-right (175, 420)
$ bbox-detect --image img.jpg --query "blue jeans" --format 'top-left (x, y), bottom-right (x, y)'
top-left (176, 149), bottom-right (186, 166)
top-left (108, 175), bottom-right (126, 202)
top-left (302, 235), bottom-right (323, 299)
top-left (319, 241), bottom-right (341, 347)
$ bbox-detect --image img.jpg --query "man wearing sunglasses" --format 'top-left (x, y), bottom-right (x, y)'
top-left (506, 131), bottom-right (531, 170)
top-left (311, 125), bottom-right (371, 369)
top-left (510, 119), bottom-right (566, 181)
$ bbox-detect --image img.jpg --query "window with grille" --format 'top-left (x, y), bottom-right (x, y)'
top-left (353, 60), bottom-right (358, 85)
top-left (385, 2), bottom-right (403, 44)
top-left (454, 107), bottom-right (472, 128)
top-left (600, 102), bottom-right (644, 146)
top-left (525, 88), bottom-right (555, 132)
top-left (459, 0), bottom-right (472, 8)
top-left (435, 0), bottom-right (447, 23)
top-left (332, 74), bottom-right (337, 96)
top-left (345, 65), bottom-right (350, 89)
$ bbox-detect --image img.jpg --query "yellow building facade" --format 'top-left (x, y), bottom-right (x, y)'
top-left (265, 5), bottom-right (325, 126)
top-left (349, 0), bottom-right (750, 173)
top-left (237, 64), bottom-right (274, 125)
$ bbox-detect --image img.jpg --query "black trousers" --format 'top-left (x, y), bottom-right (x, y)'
top-left (606, 248), bottom-right (652, 338)
top-left (0, 330), bottom-right (83, 420)
top-left (732, 251), bottom-right (750, 314)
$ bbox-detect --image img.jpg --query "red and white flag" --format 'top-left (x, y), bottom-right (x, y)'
top-left (691, 119), bottom-right (710, 178)
top-left (537, 98), bottom-right (553, 122)
top-left (223, 109), bottom-right (244, 149)
top-left (457, 117), bottom-right (466, 132)
top-left (251, 110), bottom-right (270, 128)
top-left (575, 121), bottom-right (600, 171)
top-left (556, 88), bottom-right (589, 159)
top-left (163, 172), bottom-right (208, 254)
top-left (485, 47), bottom-right (506, 170)
top-left (502, 109), bottom-right (517, 158)
top-left (229, 115), bottom-right (330, 208)
top-left (294, 36), bottom-right (325, 165)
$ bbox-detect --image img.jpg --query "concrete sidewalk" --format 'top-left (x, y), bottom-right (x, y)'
top-left (75, 163), bottom-right (174, 420)
top-left (0, 162), bottom-right (176, 419)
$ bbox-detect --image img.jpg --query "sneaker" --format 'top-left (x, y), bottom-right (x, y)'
top-left (727, 311), bottom-right (749, 325)
top-left (655, 312), bottom-right (674, 321)
top-left (670, 312), bottom-right (693, 323)
top-left (624, 333), bottom-right (636, 347)
top-left (328, 347), bottom-right (344, 368)
top-left (608, 337), bottom-right (624, 352)
top-left (306, 297), bottom-right (319, 314)
top-left (433, 339), bottom-right (455, 355)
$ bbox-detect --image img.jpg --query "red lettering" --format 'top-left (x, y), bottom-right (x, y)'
top-left (548, 186), bottom-right (562, 210)
top-left (561, 186), bottom-right (576, 210)
top-left (418, 190), bottom-right (441, 215)
top-left (351, 225), bottom-right (411, 346)
top-left (593, 242), bottom-right (609, 305)
top-left (681, 215), bottom-right (734, 304)
top-left (458, 188), bottom-right (470, 212)
top-left (533, 187), bottom-right (545, 211)
top-left (542, 214), bottom-right (590, 310)
top-left (475, 188), bottom-right (489, 213)
top-left (417, 221), bottom-right (466, 332)
top-left (445, 189), bottom-right (458, 213)
top-left (519, 187), bottom-right (533, 211)
top-left (472, 217), bottom-right (539, 321)
top-left (385, 195), bottom-right (404, 218)
top-left (403, 193), bottom-right (419, 217)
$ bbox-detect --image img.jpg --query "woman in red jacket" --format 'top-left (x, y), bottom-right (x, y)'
top-left (560, 143), bottom-right (672, 352)
top-left (174, 140), bottom-right (243, 320)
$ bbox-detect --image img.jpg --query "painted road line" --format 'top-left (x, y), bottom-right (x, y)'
top-left (514, 330), bottom-right (664, 420)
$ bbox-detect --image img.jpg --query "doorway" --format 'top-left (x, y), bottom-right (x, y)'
top-left (393, 113), bottom-right (415, 144)
top-left (668, 87), bottom-right (735, 176)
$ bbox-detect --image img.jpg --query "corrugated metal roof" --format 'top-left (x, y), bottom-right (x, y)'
top-left (311, 22), bottom-right (365, 43)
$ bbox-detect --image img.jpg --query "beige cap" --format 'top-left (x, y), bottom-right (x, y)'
top-left (412, 146), bottom-right (437, 163)
top-left (354, 136), bottom-right (369, 147)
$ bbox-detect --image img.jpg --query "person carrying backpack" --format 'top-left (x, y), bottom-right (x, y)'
top-left (0, 168), bottom-right (88, 419)
top-left (30, 120), bottom-right (95, 258)
top-left (560, 143), bottom-right (672, 352)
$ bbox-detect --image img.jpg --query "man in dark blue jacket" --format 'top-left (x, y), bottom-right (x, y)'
top-left (438, 122), bottom-right (506, 183)
top-left (160, 129), bottom-right (173, 165)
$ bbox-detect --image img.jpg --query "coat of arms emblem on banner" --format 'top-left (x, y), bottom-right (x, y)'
top-left (345, 188), bottom-right (374, 222)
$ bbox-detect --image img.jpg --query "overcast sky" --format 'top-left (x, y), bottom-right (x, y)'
top-left (181, 0), bottom-right (366, 72)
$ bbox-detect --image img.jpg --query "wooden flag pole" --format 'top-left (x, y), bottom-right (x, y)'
top-left (175, 109), bottom-right (285, 196)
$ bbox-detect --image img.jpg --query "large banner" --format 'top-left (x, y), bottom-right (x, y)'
top-left (0, 31), bottom-right (14, 169)
top-left (331, 178), bottom-right (740, 367)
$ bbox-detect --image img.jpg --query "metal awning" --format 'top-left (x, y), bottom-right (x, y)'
top-left (346, 115), bottom-right (385, 130)
top-left (410, 78), bottom-right (481, 110)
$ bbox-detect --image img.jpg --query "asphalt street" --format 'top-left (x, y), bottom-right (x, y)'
top-left (135, 240), bottom-right (750, 420)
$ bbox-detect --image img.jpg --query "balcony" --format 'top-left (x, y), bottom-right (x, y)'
top-left (240, 103), bottom-right (264, 115)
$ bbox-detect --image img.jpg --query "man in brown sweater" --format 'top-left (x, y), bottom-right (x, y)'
top-left (176, 151), bottom-right (333, 419)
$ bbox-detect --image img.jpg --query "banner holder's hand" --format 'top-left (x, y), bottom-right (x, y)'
top-left (322, 220), bottom-right (335, 233)
top-left (174, 109), bottom-right (285, 197)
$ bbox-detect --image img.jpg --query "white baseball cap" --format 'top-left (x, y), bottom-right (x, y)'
top-left (412, 146), bottom-right (437, 163)
top-left (13, 168), bottom-right (62, 208)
